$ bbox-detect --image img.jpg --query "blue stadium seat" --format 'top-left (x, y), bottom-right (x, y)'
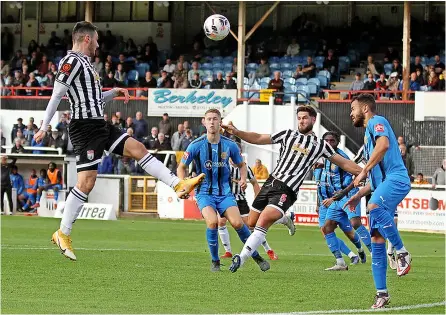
top-left (201, 63), bottom-right (212, 70)
top-left (224, 63), bottom-right (233, 69)
top-left (281, 63), bottom-right (292, 70)
top-left (317, 75), bottom-right (328, 88)
top-left (307, 82), bottom-right (319, 95)
top-left (35, 76), bottom-right (43, 85)
top-left (296, 85), bottom-right (310, 102)
top-left (290, 56), bottom-right (300, 63)
top-left (318, 70), bottom-right (331, 81)
top-left (157, 77), bottom-right (163, 87)
top-left (223, 56), bottom-right (233, 63)
top-left (127, 70), bottom-right (138, 81)
top-left (280, 56), bottom-right (291, 63)
top-left (284, 77), bottom-right (296, 85)
top-left (270, 63), bottom-right (280, 71)
top-left (284, 82), bottom-right (292, 89)
top-left (135, 63), bottom-right (150, 78)
top-left (212, 63), bottom-right (223, 69)
top-left (203, 76), bottom-right (213, 83)
top-left (284, 88), bottom-right (294, 102)
top-left (314, 56), bottom-right (325, 63)
top-left (428, 57), bottom-right (436, 65)
top-left (420, 56), bottom-right (428, 64)
top-left (269, 56), bottom-right (280, 64)
top-left (260, 77), bottom-right (271, 84)
top-left (243, 84), bottom-right (250, 98)
top-left (260, 82), bottom-right (269, 89)
top-left (203, 84), bottom-right (211, 89)
top-left (384, 63), bottom-right (393, 76)
top-left (308, 77), bottom-right (321, 86)
top-left (315, 62), bottom-right (323, 69)
top-left (282, 70), bottom-right (294, 78)
top-left (296, 78), bottom-right (308, 85)
top-left (203, 70), bottom-right (213, 77)
top-left (244, 77), bottom-right (249, 85)
top-left (213, 56), bottom-right (223, 63)
top-left (249, 82), bottom-right (261, 99)
top-left (247, 63), bottom-right (258, 70)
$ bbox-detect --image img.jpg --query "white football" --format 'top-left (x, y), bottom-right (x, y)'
top-left (203, 14), bottom-right (230, 41)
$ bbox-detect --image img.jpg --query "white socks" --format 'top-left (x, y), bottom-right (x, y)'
top-left (60, 187), bottom-right (87, 235)
top-left (138, 153), bottom-right (180, 188)
top-left (239, 227), bottom-right (267, 265)
top-left (348, 251), bottom-right (356, 258)
top-left (218, 226), bottom-right (232, 253)
top-left (396, 246), bottom-right (407, 254)
top-left (387, 240), bottom-right (395, 254)
top-left (336, 258), bottom-right (346, 266)
top-left (262, 240), bottom-right (271, 252)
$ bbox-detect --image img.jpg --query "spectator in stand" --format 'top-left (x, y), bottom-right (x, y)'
top-left (365, 55), bottom-right (380, 79)
top-left (133, 111), bottom-right (149, 142)
top-left (349, 73), bottom-right (364, 91)
top-left (137, 71), bottom-right (157, 97)
top-left (143, 127), bottom-right (159, 149)
top-left (188, 62), bottom-right (204, 82)
top-left (0, 130), bottom-right (6, 153)
top-left (176, 55), bottom-right (189, 71)
top-left (11, 118), bottom-right (25, 143)
top-left (399, 143), bottom-right (414, 181)
top-left (47, 130), bottom-right (66, 153)
top-left (189, 73), bottom-right (202, 89)
top-left (363, 73), bottom-right (376, 91)
top-left (21, 64), bottom-right (30, 82)
top-left (253, 57), bottom-right (271, 79)
top-left (386, 72), bottom-right (400, 99)
top-left (10, 50), bottom-right (23, 70)
top-left (433, 55), bottom-right (445, 75)
top-left (24, 122), bottom-right (35, 145)
top-left (27, 40), bottom-right (38, 56)
top-left (115, 112), bottom-right (125, 128)
top-left (158, 70), bottom-right (173, 88)
top-left (144, 36), bottom-right (158, 59)
top-left (28, 117), bottom-right (38, 130)
top-left (410, 56), bottom-right (424, 75)
top-left (423, 70), bottom-right (440, 91)
top-left (158, 113), bottom-right (172, 138)
top-left (10, 165), bottom-right (25, 208)
top-left (252, 159), bottom-right (269, 180)
top-left (116, 157), bottom-right (137, 175)
top-left (286, 38), bottom-right (300, 57)
top-left (47, 31), bottom-right (61, 51)
top-left (11, 70), bottom-right (25, 96)
top-left (1, 155), bottom-right (15, 213)
top-left (124, 117), bottom-right (134, 132)
top-left (1, 59), bottom-right (10, 76)
top-left (46, 125), bottom-right (53, 139)
top-left (105, 55), bottom-right (115, 70)
top-left (180, 129), bottom-right (193, 151)
top-left (173, 62), bottom-right (188, 88)
top-left (323, 49), bottom-right (338, 79)
top-left (135, 45), bottom-right (144, 61)
top-left (432, 159), bottom-right (446, 188)
top-left (114, 64), bottom-right (127, 87)
top-left (25, 73), bottom-right (40, 96)
top-left (195, 117), bottom-right (206, 136)
top-left (11, 139), bottom-right (25, 154)
top-left (141, 46), bottom-right (157, 71)
top-left (415, 68), bottom-right (425, 86)
top-left (97, 153), bottom-right (114, 175)
top-left (171, 124), bottom-right (185, 151)
top-left (104, 114), bottom-right (109, 122)
top-left (15, 129), bottom-right (28, 146)
top-left (302, 56), bottom-right (317, 78)
top-left (39, 71), bottom-right (54, 96)
top-left (383, 47), bottom-right (399, 63)
top-left (55, 114), bottom-right (68, 138)
top-left (118, 53), bottom-right (133, 73)
top-left (391, 59), bottom-right (403, 79)
top-left (163, 59), bottom-right (175, 76)
top-left (414, 173), bottom-right (429, 185)
top-left (211, 72), bottom-right (225, 89)
top-left (124, 38), bottom-right (137, 57)
top-left (293, 65), bottom-right (304, 79)
top-left (29, 51), bottom-right (40, 72)
top-left (183, 120), bottom-right (191, 131)
top-left (191, 41), bottom-right (203, 62)
top-left (223, 73), bottom-right (237, 89)
top-left (104, 62), bottom-right (113, 77)
top-left (376, 73), bottom-right (387, 93)
top-left (408, 72), bottom-right (420, 99)
top-left (50, 64), bottom-right (58, 76)
top-left (268, 71), bottom-right (284, 91)
top-left (231, 57), bottom-right (238, 77)
top-left (103, 71), bottom-right (116, 88)
top-left (126, 128), bottom-right (134, 138)
top-left (93, 56), bottom-right (104, 78)
top-left (154, 132), bottom-right (172, 164)
top-left (111, 115), bottom-right (122, 130)
top-left (37, 55), bottom-right (49, 77)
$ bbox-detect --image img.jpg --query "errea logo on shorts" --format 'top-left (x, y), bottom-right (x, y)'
top-left (204, 160), bottom-right (227, 170)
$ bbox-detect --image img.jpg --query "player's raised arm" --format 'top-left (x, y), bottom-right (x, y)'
top-left (103, 88), bottom-right (130, 104)
top-left (322, 138), bottom-right (362, 175)
top-left (221, 121), bottom-right (272, 145)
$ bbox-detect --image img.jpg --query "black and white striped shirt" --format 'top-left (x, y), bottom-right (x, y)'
top-left (56, 51), bottom-right (105, 119)
top-left (271, 129), bottom-right (336, 193)
top-left (354, 145), bottom-right (365, 164)
top-left (230, 164), bottom-right (255, 201)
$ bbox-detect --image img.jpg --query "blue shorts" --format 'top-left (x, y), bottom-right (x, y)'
top-left (23, 192), bottom-right (36, 203)
top-left (369, 177), bottom-right (410, 233)
top-left (318, 204), bottom-right (328, 228)
top-left (325, 199), bottom-right (355, 232)
top-left (195, 194), bottom-right (238, 216)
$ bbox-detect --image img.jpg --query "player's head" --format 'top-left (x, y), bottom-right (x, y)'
top-left (11, 165), bottom-right (18, 174)
top-left (296, 105), bottom-right (317, 134)
top-left (1, 155), bottom-right (7, 165)
top-left (204, 108), bottom-right (222, 135)
top-left (350, 93), bottom-right (376, 127)
top-left (48, 162), bottom-right (56, 171)
top-left (322, 131), bottom-right (340, 150)
top-left (30, 169), bottom-right (36, 177)
top-left (40, 169), bottom-right (47, 177)
top-left (72, 21), bottom-right (99, 57)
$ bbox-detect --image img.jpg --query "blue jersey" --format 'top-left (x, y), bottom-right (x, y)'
top-left (314, 167), bottom-right (333, 201)
top-left (181, 135), bottom-right (243, 196)
top-left (364, 115), bottom-right (410, 190)
top-left (37, 177), bottom-right (46, 188)
top-left (10, 173), bottom-right (25, 195)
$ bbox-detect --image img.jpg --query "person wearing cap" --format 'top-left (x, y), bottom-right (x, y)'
top-left (11, 118), bottom-right (25, 143)
top-left (349, 73), bottom-right (364, 92)
top-left (223, 73), bottom-right (237, 89)
top-left (386, 72), bottom-right (400, 99)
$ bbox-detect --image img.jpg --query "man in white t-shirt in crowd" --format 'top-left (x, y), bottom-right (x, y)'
top-left (162, 59), bottom-right (175, 76)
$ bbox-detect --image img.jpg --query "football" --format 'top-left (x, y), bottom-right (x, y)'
top-left (203, 14), bottom-right (230, 41)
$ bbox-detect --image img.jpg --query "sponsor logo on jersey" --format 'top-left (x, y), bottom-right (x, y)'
top-left (205, 160), bottom-right (227, 169)
top-left (374, 124), bottom-right (385, 132)
top-left (292, 144), bottom-right (309, 155)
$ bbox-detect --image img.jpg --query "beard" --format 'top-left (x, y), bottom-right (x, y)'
top-left (298, 123), bottom-right (313, 134)
top-left (353, 113), bottom-right (365, 127)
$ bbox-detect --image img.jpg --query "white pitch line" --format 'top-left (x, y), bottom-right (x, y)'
top-left (1, 245), bottom-right (444, 258)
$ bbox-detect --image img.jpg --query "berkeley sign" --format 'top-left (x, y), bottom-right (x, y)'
top-left (148, 88), bottom-right (237, 117)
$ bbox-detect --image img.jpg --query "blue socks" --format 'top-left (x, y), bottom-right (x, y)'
top-left (371, 242), bottom-right (387, 292)
top-left (236, 224), bottom-right (261, 258)
top-left (356, 225), bottom-right (372, 252)
top-left (325, 232), bottom-right (342, 258)
top-left (338, 237), bottom-right (352, 256)
top-left (370, 207), bottom-right (403, 250)
top-left (351, 231), bottom-right (362, 250)
top-left (206, 228), bottom-right (219, 261)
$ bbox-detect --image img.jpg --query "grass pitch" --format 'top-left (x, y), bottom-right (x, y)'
top-left (1, 216), bottom-right (445, 314)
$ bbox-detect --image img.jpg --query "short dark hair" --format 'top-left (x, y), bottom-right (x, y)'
top-left (322, 131), bottom-right (340, 143)
top-left (417, 172), bottom-right (424, 176)
top-left (351, 93), bottom-right (376, 112)
top-left (204, 108), bottom-right (222, 117)
top-left (296, 105), bottom-right (317, 118)
top-left (72, 21), bottom-right (98, 44)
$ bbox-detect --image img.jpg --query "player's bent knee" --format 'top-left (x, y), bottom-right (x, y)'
top-left (124, 137), bottom-right (147, 160)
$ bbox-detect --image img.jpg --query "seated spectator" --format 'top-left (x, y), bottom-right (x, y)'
top-left (293, 65), bottom-right (304, 79)
top-left (423, 70), bottom-right (440, 91)
top-left (49, 64), bottom-right (58, 76)
top-left (11, 138), bottom-right (25, 154)
top-left (189, 73), bottom-right (202, 89)
top-left (14, 129), bottom-right (26, 146)
top-left (141, 45), bottom-right (157, 70)
top-left (21, 64), bottom-right (30, 82)
top-left (384, 46), bottom-right (399, 63)
top-left (124, 38), bottom-right (137, 57)
top-left (302, 56), bottom-right (317, 78)
top-left (116, 157), bottom-right (137, 175)
top-left (133, 111), bottom-right (149, 142)
top-left (188, 62), bottom-right (204, 82)
top-left (253, 57), bottom-right (271, 79)
top-left (231, 57), bottom-right (238, 77)
top-left (173, 63), bottom-right (188, 88)
top-left (349, 73), bottom-right (364, 91)
top-left (29, 51), bottom-right (40, 72)
top-left (137, 71), bottom-right (157, 97)
top-left (252, 159), bottom-right (269, 180)
top-left (365, 55), bottom-right (380, 79)
top-left (93, 56), bottom-right (104, 78)
top-left (2, 72), bottom-right (13, 96)
top-left (55, 114), bottom-right (68, 139)
top-left (10, 50), bottom-right (23, 70)
top-left (176, 55), bottom-right (189, 71)
top-left (399, 143), bottom-right (414, 181)
top-left (143, 127), bottom-right (159, 149)
top-left (37, 55), bottom-right (49, 77)
top-left (414, 173), bottom-right (429, 185)
top-left (223, 74), bottom-right (236, 89)
top-left (104, 61), bottom-right (113, 77)
top-left (124, 117), bottom-right (134, 132)
top-left (286, 38), bottom-right (300, 57)
top-left (408, 72), bottom-right (420, 99)
top-left (386, 72), bottom-right (400, 98)
top-left (12, 70), bottom-right (25, 96)
top-left (391, 59), bottom-right (402, 79)
top-left (154, 132), bottom-right (172, 163)
top-left (117, 53), bottom-right (133, 73)
top-left (363, 73), bottom-right (376, 91)
top-left (11, 118), bottom-right (25, 143)
top-left (103, 71), bottom-right (116, 88)
top-left (180, 129), bottom-right (193, 151)
top-left (268, 71), bottom-right (284, 91)
top-left (410, 55), bottom-right (424, 75)
top-left (47, 31), bottom-right (61, 51)
top-left (105, 55), bottom-right (115, 70)
top-left (163, 59), bottom-right (175, 76)
top-left (415, 68), bottom-right (425, 86)
top-left (40, 72), bottom-right (55, 96)
top-left (171, 124), bottom-right (185, 151)
top-left (114, 64), bottom-right (127, 87)
top-left (24, 122), bottom-right (35, 145)
top-left (25, 73), bottom-right (40, 96)
top-left (135, 45), bottom-right (144, 61)
top-left (47, 130), bottom-right (65, 153)
top-left (433, 55), bottom-right (445, 75)
top-left (97, 153), bottom-right (114, 175)
top-left (210, 72), bottom-right (225, 89)
top-left (159, 70), bottom-right (173, 88)
top-left (432, 159), bottom-right (446, 188)
top-left (1, 59), bottom-right (10, 76)
top-left (376, 73), bottom-right (387, 93)
top-left (323, 49), bottom-right (338, 79)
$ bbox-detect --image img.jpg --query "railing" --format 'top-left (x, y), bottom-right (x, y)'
top-left (1, 145), bottom-right (63, 155)
top-left (320, 89), bottom-right (416, 102)
top-left (0, 87), bottom-right (145, 99)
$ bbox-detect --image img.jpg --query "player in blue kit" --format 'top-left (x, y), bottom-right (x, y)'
top-left (177, 108), bottom-right (270, 272)
top-left (317, 131), bottom-right (372, 271)
top-left (345, 94), bottom-right (412, 309)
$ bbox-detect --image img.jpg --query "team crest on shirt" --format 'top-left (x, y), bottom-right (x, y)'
top-left (292, 143), bottom-right (309, 155)
top-left (87, 150), bottom-right (95, 161)
top-left (221, 151), bottom-right (228, 159)
top-left (331, 164), bottom-right (337, 170)
top-left (374, 124), bottom-right (385, 132)
top-left (61, 64), bottom-right (71, 75)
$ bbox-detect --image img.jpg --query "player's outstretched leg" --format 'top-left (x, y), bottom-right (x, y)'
top-left (371, 231), bottom-right (391, 309)
top-left (217, 216), bottom-right (232, 258)
top-left (273, 211), bottom-right (295, 235)
top-left (245, 213), bottom-right (277, 260)
top-left (338, 237), bottom-right (359, 265)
